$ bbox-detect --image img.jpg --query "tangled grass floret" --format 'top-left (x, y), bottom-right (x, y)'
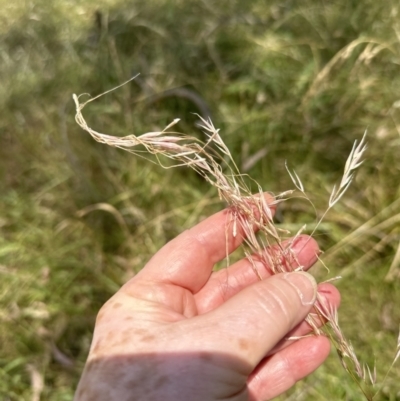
top-left (72, 79), bottom-right (396, 400)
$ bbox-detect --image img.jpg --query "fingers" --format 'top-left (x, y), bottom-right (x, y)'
top-left (248, 336), bottom-right (331, 400)
top-left (127, 193), bottom-right (275, 294)
top-left (200, 272), bottom-right (318, 368)
top-left (195, 235), bottom-right (319, 313)
top-left (266, 283), bottom-right (340, 355)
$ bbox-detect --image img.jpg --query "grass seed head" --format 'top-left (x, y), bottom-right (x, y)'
top-left (73, 82), bottom-right (390, 400)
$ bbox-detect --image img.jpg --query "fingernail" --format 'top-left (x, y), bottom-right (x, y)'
top-left (283, 272), bottom-right (317, 306)
top-left (291, 236), bottom-right (319, 265)
top-left (292, 236), bottom-right (308, 252)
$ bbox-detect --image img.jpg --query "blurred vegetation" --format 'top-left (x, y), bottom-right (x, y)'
top-left (1, 0), bottom-right (400, 399)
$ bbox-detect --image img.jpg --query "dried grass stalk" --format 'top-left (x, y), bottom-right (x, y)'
top-left (72, 80), bottom-right (395, 400)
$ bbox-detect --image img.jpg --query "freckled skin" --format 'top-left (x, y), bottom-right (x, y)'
top-left (140, 334), bottom-right (156, 343)
top-left (96, 310), bottom-right (105, 323)
top-left (92, 339), bottom-right (103, 354)
top-left (238, 338), bottom-right (250, 351)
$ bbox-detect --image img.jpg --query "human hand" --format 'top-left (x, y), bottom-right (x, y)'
top-left (74, 195), bottom-right (340, 401)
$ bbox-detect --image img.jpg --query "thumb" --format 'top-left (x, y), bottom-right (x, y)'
top-left (204, 272), bottom-right (317, 368)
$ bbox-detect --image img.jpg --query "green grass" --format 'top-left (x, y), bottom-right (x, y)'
top-left (1, 0), bottom-right (400, 399)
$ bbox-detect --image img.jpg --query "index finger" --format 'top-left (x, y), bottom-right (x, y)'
top-left (130, 193), bottom-right (276, 293)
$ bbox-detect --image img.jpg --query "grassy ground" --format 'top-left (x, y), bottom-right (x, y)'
top-left (1, 0), bottom-right (400, 399)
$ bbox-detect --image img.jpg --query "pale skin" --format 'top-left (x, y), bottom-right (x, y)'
top-left (74, 194), bottom-right (340, 401)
